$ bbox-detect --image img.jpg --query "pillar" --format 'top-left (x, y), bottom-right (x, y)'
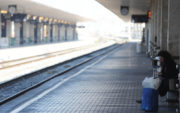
top-left (9, 20), bottom-right (15, 46)
top-left (47, 24), bottom-right (51, 43)
top-left (57, 24), bottom-right (61, 41)
top-left (151, 0), bottom-right (156, 44)
top-left (156, 0), bottom-right (161, 48)
top-left (167, 0), bottom-right (180, 62)
top-left (19, 21), bottom-right (24, 45)
top-left (43, 24), bottom-right (48, 43)
top-left (40, 23), bottom-right (44, 43)
top-left (50, 24), bottom-right (53, 42)
top-left (60, 25), bottom-right (65, 41)
top-left (67, 25), bottom-right (73, 41)
top-left (14, 22), bottom-right (21, 46)
top-left (29, 23), bottom-right (34, 44)
top-left (65, 25), bottom-right (68, 41)
top-left (53, 24), bottom-right (58, 42)
top-left (37, 23), bottom-right (43, 43)
top-left (160, 0), bottom-right (168, 50)
top-left (150, 0), bottom-right (155, 56)
top-left (72, 25), bottom-right (76, 40)
top-left (0, 13), bottom-right (1, 38)
top-left (24, 22), bottom-right (30, 44)
top-left (150, 0), bottom-right (162, 56)
top-left (34, 23), bottom-right (38, 44)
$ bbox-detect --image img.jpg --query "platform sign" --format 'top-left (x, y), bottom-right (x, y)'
top-left (0, 38), bottom-right (9, 47)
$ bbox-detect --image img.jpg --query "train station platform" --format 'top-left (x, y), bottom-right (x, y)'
top-left (1, 43), bottom-right (176, 113)
top-left (0, 40), bottom-right (117, 85)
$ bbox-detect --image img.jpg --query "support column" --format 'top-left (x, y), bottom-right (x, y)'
top-left (29, 23), bottom-right (34, 44)
top-left (37, 23), bottom-right (41, 43)
top-left (50, 24), bottom-right (53, 42)
top-left (167, 0), bottom-right (180, 62)
top-left (70, 26), bottom-right (73, 40)
top-left (160, 0), bottom-right (168, 50)
top-left (34, 24), bottom-right (38, 44)
top-left (40, 23), bottom-right (44, 43)
top-left (57, 24), bottom-right (61, 41)
top-left (53, 24), bottom-right (58, 42)
top-left (67, 25), bottom-right (72, 41)
top-left (150, 0), bottom-right (156, 56)
top-left (24, 22), bottom-right (30, 44)
top-left (65, 25), bottom-right (68, 41)
top-left (60, 25), bottom-right (65, 41)
top-left (72, 25), bottom-right (75, 40)
top-left (43, 23), bottom-right (48, 43)
top-left (0, 13), bottom-right (1, 38)
top-left (10, 20), bottom-right (15, 46)
top-left (37, 23), bottom-right (43, 43)
top-left (47, 24), bottom-right (51, 43)
top-left (19, 21), bottom-right (24, 45)
top-left (157, 0), bottom-right (162, 49)
top-left (153, 0), bottom-right (158, 44)
top-left (145, 22), bottom-right (151, 54)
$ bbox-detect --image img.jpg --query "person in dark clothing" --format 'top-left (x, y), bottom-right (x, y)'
top-left (136, 50), bottom-right (178, 103)
top-left (157, 50), bottom-right (178, 96)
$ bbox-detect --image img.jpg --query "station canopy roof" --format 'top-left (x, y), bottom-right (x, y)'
top-left (96, 0), bottom-right (151, 22)
top-left (0, 0), bottom-right (89, 23)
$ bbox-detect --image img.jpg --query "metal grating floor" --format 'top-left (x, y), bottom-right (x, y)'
top-left (19, 43), bottom-right (176, 113)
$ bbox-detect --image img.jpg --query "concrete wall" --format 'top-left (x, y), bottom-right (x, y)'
top-left (148, 0), bottom-right (180, 63)
top-left (160, 0), bottom-right (168, 50)
top-left (167, 0), bottom-right (180, 59)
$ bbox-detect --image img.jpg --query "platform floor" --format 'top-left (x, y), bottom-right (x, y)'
top-left (0, 40), bottom-right (115, 84)
top-left (3, 43), bottom-right (177, 113)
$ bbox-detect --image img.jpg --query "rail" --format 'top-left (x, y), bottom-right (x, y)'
top-left (0, 43), bottom-right (121, 105)
top-left (0, 43), bottom-right (103, 70)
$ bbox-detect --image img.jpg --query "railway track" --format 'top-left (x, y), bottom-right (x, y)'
top-left (0, 43), bottom-right (99, 70)
top-left (0, 43), bottom-right (121, 105)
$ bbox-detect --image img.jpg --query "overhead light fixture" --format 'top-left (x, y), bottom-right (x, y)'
top-left (33, 16), bottom-right (37, 20)
top-left (44, 17), bottom-right (49, 21)
top-left (26, 14), bottom-right (31, 20)
top-left (0, 10), bottom-right (8, 14)
top-left (39, 16), bottom-right (44, 21)
top-left (49, 18), bottom-right (53, 22)
top-left (120, 6), bottom-right (129, 16)
top-left (53, 19), bottom-right (57, 23)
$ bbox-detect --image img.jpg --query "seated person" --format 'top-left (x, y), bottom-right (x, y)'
top-left (136, 50), bottom-right (178, 103)
top-left (157, 50), bottom-right (178, 96)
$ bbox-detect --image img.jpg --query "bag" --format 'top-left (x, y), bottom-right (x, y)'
top-left (142, 88), bottom-right (158, 112)
top-left (142, 77), bottom-right (161, 89)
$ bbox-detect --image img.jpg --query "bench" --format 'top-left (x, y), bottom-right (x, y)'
top-left (166, 56), bottom-right (179, 104)
top-left (151, 56), bottom-right (179, 104)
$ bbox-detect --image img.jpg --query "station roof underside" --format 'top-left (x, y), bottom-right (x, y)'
top-left (0, 0), bottom-right (88, 23)
top-left (96, 0), bottom-right (151, 22)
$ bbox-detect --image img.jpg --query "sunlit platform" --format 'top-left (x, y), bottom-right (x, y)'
top-left (0, 40), bottom-right (115, 84)
top-left (2, 43), bottom-right (176, 113)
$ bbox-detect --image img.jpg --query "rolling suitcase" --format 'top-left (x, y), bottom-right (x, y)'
top-left (142, 88), bottom-right (158, 112)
